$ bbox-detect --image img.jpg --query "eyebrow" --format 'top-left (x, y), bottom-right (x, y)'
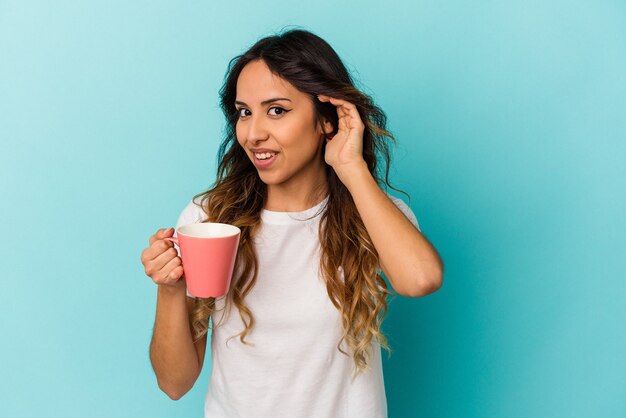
top-left (235, 97), bottom-right (292, 106)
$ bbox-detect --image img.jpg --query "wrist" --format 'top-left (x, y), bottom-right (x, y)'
top-left (335, 160), bottom-right (371, 190)
top-left (157, 281), bottom-right (187, 297)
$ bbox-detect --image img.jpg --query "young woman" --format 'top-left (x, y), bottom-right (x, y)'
top-left (141, 28), bottom-right (443, 417)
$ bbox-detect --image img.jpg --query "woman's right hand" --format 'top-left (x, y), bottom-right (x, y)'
top-left (141, 227), bottom-right (185, 289)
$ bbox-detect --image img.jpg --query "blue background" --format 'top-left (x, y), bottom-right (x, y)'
top-left (1, 1), bottom-right (624, 417)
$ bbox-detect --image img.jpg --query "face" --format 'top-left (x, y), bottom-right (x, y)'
top-left (235, 59), bottom-right (333, 190)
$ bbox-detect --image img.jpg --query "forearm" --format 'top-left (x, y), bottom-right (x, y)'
top-left (149, 284), bottom-right (199, 399)
top-left (341, 162), bottom-right (443, 297)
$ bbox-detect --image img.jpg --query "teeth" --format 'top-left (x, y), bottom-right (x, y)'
top-left (254, 152), bottom-right (275, 160)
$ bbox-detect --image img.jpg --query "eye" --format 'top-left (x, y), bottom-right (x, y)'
top-left (235, 108), bottom-right (250, 119)
top-left (268, 106), bottom-right (287, 116)
top-left (236, 106), bottom-right (289, 119)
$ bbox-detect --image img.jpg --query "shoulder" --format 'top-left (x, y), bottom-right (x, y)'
top-left (175, 195), bottom-right (207, 229)
top-left (386, 193), bottom-right (421, 232)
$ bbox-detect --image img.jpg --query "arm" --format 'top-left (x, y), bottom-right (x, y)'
top-left (149, 284), bottom-right (208, 400)
top-left (343, 162), bottom-right (444, 297)
top-left (318, 94), bottom-right (443, 297)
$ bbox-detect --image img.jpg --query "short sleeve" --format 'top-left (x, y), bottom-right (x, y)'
top-left (175, 197), bottom-right (204, 227)
top-left (389, 195), bottom-right (421, 232)
top-left (173, 197), bottom-right (206, 298)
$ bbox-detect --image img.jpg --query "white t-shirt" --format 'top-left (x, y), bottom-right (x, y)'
top-left (173, 193), bottom-right (420, 418)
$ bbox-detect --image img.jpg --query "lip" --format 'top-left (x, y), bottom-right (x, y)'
top-left (250, 148), bottom-right (279, 168)
top-left (250, 148), bottom-right (279, 153)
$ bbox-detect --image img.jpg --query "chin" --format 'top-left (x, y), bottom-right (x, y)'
top-left (259, 171), bottom-right (294, 188)
top-left (255, 171), bottom-right (281, 184)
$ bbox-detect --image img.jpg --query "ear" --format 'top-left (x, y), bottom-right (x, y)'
top-left (321, 118), bottom-right (334, 136)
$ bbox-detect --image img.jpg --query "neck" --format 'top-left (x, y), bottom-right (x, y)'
top-left (264, 170), bottom-right (328, 212)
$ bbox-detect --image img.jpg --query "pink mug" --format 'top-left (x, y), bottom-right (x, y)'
top-left (164, 223), bottom-right (241, 298)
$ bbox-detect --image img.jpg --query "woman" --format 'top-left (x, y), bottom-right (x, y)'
top-left (141, 28), bottom-right (444, 417)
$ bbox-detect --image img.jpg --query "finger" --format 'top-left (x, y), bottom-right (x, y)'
top-left (338, 112), bottom-right (350, 132)
top-left (144, 239), bottom-right (177, 269)
top-left (149, 228), bottom-right (166, 246)
top-left (157, 256), bottom-right (184, 283)
top-left (339, 104), bottom-right (361, 127)
top-left (149, 227), bottom-right (174, 246)
top-left (318, 96), bottom-right (365, 137)
top-left (161, 266), bottom-right (185, 286)
top-left (324, 97), bottom-right (360, 120)
top-left (322, 97), bottom-right (361, 127)
top-left (146, 247), bottom-right (179, 279)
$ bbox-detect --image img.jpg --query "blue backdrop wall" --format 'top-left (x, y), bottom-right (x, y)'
top-left (1, 1), bottom-right (624, 417)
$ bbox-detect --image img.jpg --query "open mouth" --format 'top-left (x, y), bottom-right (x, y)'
top-left (252, 151), bottom-right (278, 168)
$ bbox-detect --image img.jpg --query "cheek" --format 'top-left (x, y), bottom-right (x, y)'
top-left (288, 121), bottom-right (320, 151)
top-left (235, 127), bottom-right (245, 147)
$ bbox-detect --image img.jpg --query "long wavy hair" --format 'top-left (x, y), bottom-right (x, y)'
top-left (187, 27), bottom-right (409, 378)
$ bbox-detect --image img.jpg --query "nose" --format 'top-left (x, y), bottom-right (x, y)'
top-left (245, 112), bottom-right (270, 144)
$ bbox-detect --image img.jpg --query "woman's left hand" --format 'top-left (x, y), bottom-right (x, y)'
top-left (318, 95), bottom-right (366, 177)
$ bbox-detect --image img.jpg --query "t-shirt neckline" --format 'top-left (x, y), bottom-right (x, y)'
top-left (261, 195), bottom-right (329, 224)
